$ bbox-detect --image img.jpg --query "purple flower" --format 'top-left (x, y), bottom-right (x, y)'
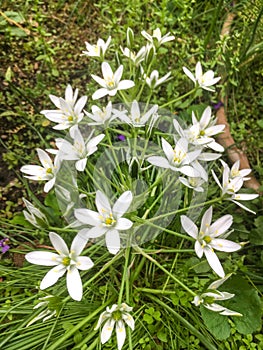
top-left (117, 134), bottom-right (125, 141)
top-left (0, 238), bottom-right (10, 254)
top-left (211, 101), bottom-right (224, 111)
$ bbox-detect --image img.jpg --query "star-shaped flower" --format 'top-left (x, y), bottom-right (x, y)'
top-left (95, 303), bottom-right (135, 350)
top-left (74, 190), bottom-right (133, 254)
top-left (183, 62), bottom-right (221, 92)
top-left (91, 62), bottom-right (135, 100)
top-left (25, 232), bottom-right (94, 301)
top-left (181, 206), bottom-right (241, 277)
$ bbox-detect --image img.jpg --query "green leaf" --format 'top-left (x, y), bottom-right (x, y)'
top-left (200, 305), bottom-right (230, 340)
top-left (257, 119), bottom-right (263, 129)
top-left (5, 67), bottom-right (13, 82)
top-left (157, 329), bottom-right (167, 342)
top-left (143, 314), bottom-right (153, 324)
top-left (223, 276), bottom-right (262, 334)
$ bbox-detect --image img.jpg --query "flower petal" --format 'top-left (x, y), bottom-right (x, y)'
top-left (49, 232), bottom-right (69, 256)
top-left (116, 320), bottom-right (126, 350)
top-left (106, 229), bottom-right (120, 255)
top-left (66, 266), bottom-right (83, 301)
top-left (74, 208), bottom-right (101, 226)
top-left (200, 206), bottom-right (213, 234)
top-left (40, 265), bottom-right (66, 289)
top-left (75, 256), bottom-right (94, 271)
top-left (113, 191), bottom-right (133, 218)
top-left (101, 319), bottom-right (115, 344)
top-left (25, 251), bottom-right (60, 266)
top-left (204, 248), bottom-right (225, 277)
top-left (211, 239), bottom-right (241, 252)
top-left (180, 215), bottom-right (198, 239)
top-left (210, 214), bottom-right (233, 236)
top-left (115, 218), bottom-right (133, 230)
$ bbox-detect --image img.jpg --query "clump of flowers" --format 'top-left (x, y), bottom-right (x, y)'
top-left (19, 27), bottom-right (259, 349)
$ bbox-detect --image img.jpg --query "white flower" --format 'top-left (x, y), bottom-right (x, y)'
top-left (20, 149), bottom-right (60, 193)
top-left (193, 274), bottom-right (242, 316)
top-left (41, 84), bottom-right (87, 130)
top-left (82, 36), bottom-right (111, 58)
top-left (117, 100), bottom-right (158, 127)
top-left (145, 70), bottom-right (171, 89)
top-left (121, 46), bottom-right (147, 66)
top-left (228, 160), bottom-right (251, 181)
top-left (173, 107), bottom-right (225, 152)
top-left (27, 295), bottom-right (59, 327)
top-left (183, 62), bottom-right (221, 92)
top-left (74, 190), bottom-right (133, 255)
top-left (181, 206), bottom-right (241, 277)
top-left (56, 126), bottom-right (104, 171)
top-left (141, 28), bottom-right (175, 46)
top-left (91, 62), bottom-right (135, 100)
top-left (25, 232), bottom-right (94, 301)
top-left (85, 101), bottom-right (116, 125)
top-left (147, 137), bottom-right (201, 177)
top-left (179, 176), bottom-right (205, 192)
top-left (95, 303), bottom-right (135, 350)
top-left (23, 198), bottom-right (48, 228)
top-left (212, 161), bottom-right (259, 214)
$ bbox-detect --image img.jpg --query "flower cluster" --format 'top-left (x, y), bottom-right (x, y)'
top-left (20, 27), bottom-right (259, 349)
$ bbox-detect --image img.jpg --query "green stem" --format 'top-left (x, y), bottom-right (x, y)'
top-left (118, 247), bottom-right (131, 304)
top-left (159, 87), bottom-right (197, 109)
top-left (135, 246), bottom-right (196, 296)
top-left (148, 197), bottom-right (222, 222)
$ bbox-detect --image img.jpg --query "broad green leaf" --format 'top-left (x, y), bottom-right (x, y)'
top-left (200, 305), bottom-right (230, 340)
top-left (223, 276), bottom-right (262, 335)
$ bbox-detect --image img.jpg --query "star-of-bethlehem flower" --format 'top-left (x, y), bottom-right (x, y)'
top-left (41, 84), bottom-right (87, 130)
top-left (145, 70), bottom-right (171, 89)
top-left (56, 126), bottom-right (105, 171)
top-left (212, 160), bottom-right (259, 214)
top-left (193, 274), bottom-right (242, 316)
top-left (173, 106), bottom-right (225, 152)
top-left (95, 303), bottom-right (135, 350)
top-left (183, 61), bottom-right (221, 92)
top-left (85, 101), bottom-right (117, 125)
top-left (181, 206), bottom-right (241, 278)
top-left (141, 27), bottom-right (175, 46)
top-left (82, 36), bottom-right (111, 58)
top-left (121, 46), bottom-right (147, 66)
top-left (25, 232), bottom-right (94, 301)
top-left (147, 137), bottom-right (201, 177)
top-left (91, 62), bottom-right (135, 100)
top-left (23, 198), bottom-right (48, 228)
top-left (20, 148), bottom-right (60, 193)
top-left (179, 176), bottom-right (206, 192)
top-left (116, 100), bottom-right (158, 127)
top-left (74, 190), bottom-right (133, 255)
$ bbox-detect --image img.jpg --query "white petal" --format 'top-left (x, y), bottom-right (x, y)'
top-left (101, 319), bottom-right (115, 344)
top-left (25, 251), bottom-right (59, 266)
top-left (75, 256), bottom-right (94, 271)
top-left (118, 80), bottom-right (135, 90)
top-left (211, 239), bottom-right (241, 252)
top-left (204, 248), bottom-right (225, 277)
top-left (179, 165), bottom-right (200, 177)
top-left (96, 190), bottom-right (112, 215)
top-left (85, 226), bottom-right (108, 238)
top-left (182, 66), bottom-right (196, 83)
top-left (116, 320), bottom-right (126, 350)
top-left (40, 265), bottom-right (66, 289)
top-left (122, 313), bottom-right (135, 330)
top-left (200, 206), bottom-right (213, 234)
top-left (115, 218), bottom-right (133, 230)
top-left (161, 138), bottom-right (174, 162)
top-left (71, 233), bottom-right (88, 256)
top-left (74, 208), bottom-right (101, 226)
top-left (44, 178), bottom-right (56, 193)
top-left (67, 266), bottom-right (83, 301)
top-left (49, 232), bottom-right (69, 256)
top-left (92, 88), bottom-right (109, 100)
top-left (113, 191), bottom-right (133, 218)
top-left (147, 156), bottom-right (171, 168)
top-left (181, 215), bottom-right (198, 238)
top-left (106, 229), bottom-right (120, 255)
top-left (210, 215), bottom-right (233, 236)
top-left (195, 240), bottom-right (203, 258)
top-left (76, 158), bottom-right (87, 171)
top-left (230, 199), bottom-right (257, 214)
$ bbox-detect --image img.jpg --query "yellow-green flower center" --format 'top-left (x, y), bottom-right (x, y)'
top-left (46, 168), bottom-right (53, 174)
top-left (112, 310), bottom-right (122, 321)
top-left (199, 130), bottom-right (205, 136)
top-left (68, 116), bottom-right (74, 122)
top-left (203, 235), bottom-right (212, 244)
top-left (105, 216), bottom-right (115, 226)
top-left (62, 257), bottom-right (71, 266)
